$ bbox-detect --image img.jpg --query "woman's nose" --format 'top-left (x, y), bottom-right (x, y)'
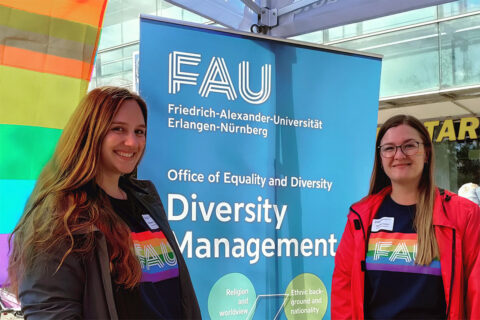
top-left (124, 132), bottom-right (139, 147)
top-left (393, 146), bottom-right (407, 159)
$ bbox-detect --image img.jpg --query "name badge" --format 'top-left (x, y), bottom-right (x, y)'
top-left (371, 217), bottom-right (394, 232)
top-left (142, 214), bottom-right (160, 230)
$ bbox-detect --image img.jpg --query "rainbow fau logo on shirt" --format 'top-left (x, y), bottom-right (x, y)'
top-left (131, 230), bottom-right (179, 282)
top-left (366, 232), bottom-right (441, 276)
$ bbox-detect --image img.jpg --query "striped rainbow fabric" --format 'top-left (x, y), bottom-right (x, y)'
top-left (0, 0), bottom-right (108, 286)
top-left (132, 230), bottom-right (180, 283)
top-left (366, 232), bottom-right (442, 276)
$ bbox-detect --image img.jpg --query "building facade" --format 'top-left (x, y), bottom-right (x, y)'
top-left (90, 0), bottom-right (480, 192)
top-left (293, 0), bottom-right (480, 193)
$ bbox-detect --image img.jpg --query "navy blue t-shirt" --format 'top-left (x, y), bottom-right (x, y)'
top-left (364, 195), bottom-right (446, 319)
top-left (109, 193), bottom-right (183, 319)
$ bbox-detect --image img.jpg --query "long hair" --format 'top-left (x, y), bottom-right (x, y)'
top-left (369, 114), bottom-right (438, 265)
top-left (8, 86), bottom-right (147, 295)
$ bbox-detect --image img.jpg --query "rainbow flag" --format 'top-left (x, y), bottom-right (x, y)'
top-left (0, 0), bottom-right (108, 286)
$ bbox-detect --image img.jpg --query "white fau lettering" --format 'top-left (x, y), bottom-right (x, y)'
top-left (168, 51), bottom-right (271, 104)
top-left (134, 242), bottom-right (177, 270)
top-left (168, 51), bottom-right (201, 94)
top-left (238, 61), bottom-right (271, 104)
top-left (199, 57), bottom-right (237, 100)
top-left (373, 241), bottom-right (416, 262)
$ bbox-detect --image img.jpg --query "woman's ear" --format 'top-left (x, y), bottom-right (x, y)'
top-left (424, 147), bottom-right (430, 163)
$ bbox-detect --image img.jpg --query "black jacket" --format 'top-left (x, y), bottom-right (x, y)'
top-left (19, 177), bottom-right (202, 319)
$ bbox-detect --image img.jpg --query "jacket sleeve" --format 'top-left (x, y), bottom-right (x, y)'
top-left (331, 219), bottom-right (354, 320)
top-left (18, 248), bottom-right (85, 320)
top-left (463, 204), bottom-right (480, 319)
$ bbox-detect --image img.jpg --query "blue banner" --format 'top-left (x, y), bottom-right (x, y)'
top-left (139, 16), bottom-right (381, 320)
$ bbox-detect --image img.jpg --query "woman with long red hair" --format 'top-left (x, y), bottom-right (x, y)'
top-left (8, 86), bottom-right (201, 319)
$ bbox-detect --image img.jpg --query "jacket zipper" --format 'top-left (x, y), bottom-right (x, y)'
top-left (446, 228), bottom-right (455, 319)
top-left (350, 206), bottom-right (366, 239)
top-left (350, 207), bottom-right (369, 271)
top-left (350, 206), bottom-right (371, 317)
top-left (440, 191), bottom-right (455, 320)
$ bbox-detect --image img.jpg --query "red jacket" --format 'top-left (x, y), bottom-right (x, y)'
top-left (332, 187), bottom-right (480, 319)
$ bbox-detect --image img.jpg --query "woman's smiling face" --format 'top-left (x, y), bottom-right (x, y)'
top-left (380, 124), bottom-right (427, 188)
top-left (99, 99), bottom-right (146, 179)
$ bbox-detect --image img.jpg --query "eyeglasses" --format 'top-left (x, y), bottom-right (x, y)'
top-left (378, 140), bottom-right (423, 158)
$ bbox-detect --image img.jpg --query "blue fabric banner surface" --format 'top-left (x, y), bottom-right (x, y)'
top-left (139, 16), bottom-right (381, 320)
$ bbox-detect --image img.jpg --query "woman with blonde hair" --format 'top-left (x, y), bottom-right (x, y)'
top-left (332, 114), bottom-right (479, 319)
top-left (8, 86), bottom-right (201, 319)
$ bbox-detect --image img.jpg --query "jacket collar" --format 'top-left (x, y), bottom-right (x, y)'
top-left (350, 186), bottom-right (391, 224)
top-left (119, 175), bottom-right (149, 195)
top-left (351, 186), bottom-right (454, 229)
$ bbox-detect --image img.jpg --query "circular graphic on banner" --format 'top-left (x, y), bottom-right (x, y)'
top-left (208, 273), bottom-right (256, 320)
top-left (284, 273), bottom-right (328, 320)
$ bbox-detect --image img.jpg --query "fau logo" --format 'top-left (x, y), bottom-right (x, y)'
top-left (168, 51), bottom-right (272, 104)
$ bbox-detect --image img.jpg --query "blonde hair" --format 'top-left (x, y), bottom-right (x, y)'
top-left (369, 114), bottom-right (438, 265)
top-left (8, 87), bottom-right (147, 295)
